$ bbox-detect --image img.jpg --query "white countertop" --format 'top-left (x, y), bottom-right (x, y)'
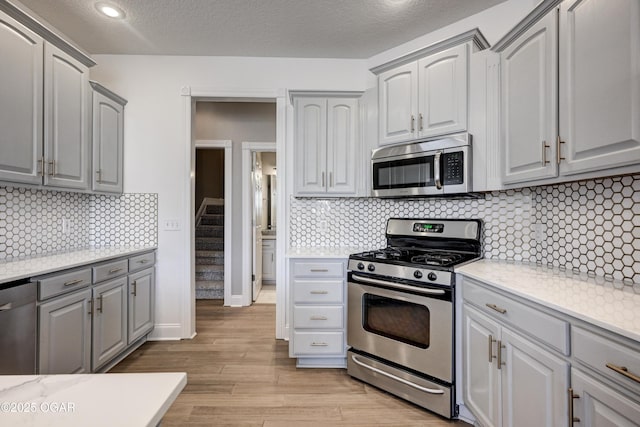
top-left (0, 246), bottom-right (157, 284)
top-left (0, 372), bottom-right (186, 426)
top-left (457, 260), bottom-right (640, 343)
top-left (286, 247), bottom-right (372, 259)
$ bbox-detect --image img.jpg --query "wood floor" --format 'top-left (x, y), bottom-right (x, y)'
top-left (111, 300), bottom-right (470, 426)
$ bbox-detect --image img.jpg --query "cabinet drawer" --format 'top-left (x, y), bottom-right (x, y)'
top-left (292, 331), bottom-right (344, 356)
top-left (129, 252), bottom-right (155, 273)
top-left (262, 240), bottom-right (275, 249)
top-left (292, 262), bottom-right (344, 278)
top-left (37, 268), bottom-right (92, 301)
top-left (464, 278), bottom-right (569, 355)
top-left (573, 326), bottom-right (640, 393)
top-left (293, 306), bottom-right (343, 329)
top-left (294, 280), bottom-right (344, 304)
top-left (93, 259), bottom-right (128, 283)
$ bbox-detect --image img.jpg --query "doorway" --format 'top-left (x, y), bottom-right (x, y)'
top-left (186, 91), bottom-right (287, 341)
top-left (242, 143), bottom-right (277, 305)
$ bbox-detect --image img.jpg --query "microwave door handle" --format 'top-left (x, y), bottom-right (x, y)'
top-left (434, 151), bottom-right (443, 190)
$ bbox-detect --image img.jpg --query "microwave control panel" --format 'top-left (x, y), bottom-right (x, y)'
top-left (442, 152), bottom-right (464, 185)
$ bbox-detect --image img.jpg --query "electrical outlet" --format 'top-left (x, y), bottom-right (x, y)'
top-left (163, 219), bottom-right (181, 231)
top-left (533, 223), bottom-right (546, 243)
top-left (62, 218), bottom-right (70, 234)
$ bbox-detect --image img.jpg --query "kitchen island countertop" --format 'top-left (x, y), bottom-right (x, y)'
top-left (457, 259), bottom-right (640, 343)
top-left (0, 372), bottom-right (186, 427)
top-left (0, 246), bottom-right (157, 285)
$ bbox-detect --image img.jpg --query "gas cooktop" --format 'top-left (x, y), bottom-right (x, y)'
top-left (350, 247), bottom-right (479, 269)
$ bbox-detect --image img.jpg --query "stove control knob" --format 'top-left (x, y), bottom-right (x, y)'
top-left (413, 270), bottom-right (423, 279)
top-left (427, 272), bottom-right (438, 281)
top-left (357, 262), bottom-right (365, 270)
top-left (367, 264), bottom-right (375, 272)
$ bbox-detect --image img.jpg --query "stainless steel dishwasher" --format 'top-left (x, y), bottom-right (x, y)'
top-left (0, 280), bottom-right (37, 374)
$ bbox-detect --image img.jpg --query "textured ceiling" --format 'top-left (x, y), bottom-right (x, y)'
top-left (17, 0), bottom-right (506, 58)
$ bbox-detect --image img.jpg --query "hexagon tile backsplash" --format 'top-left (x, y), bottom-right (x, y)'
top-left (0, 186), bottom-right (157, 261)
top-left (290, 174), bottom-right (640, 288)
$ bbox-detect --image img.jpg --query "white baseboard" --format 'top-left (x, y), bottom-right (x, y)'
top-left (148, 323), bottom-right (184, 340)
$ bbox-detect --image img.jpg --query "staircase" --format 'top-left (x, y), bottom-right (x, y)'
top-left (195, 203), bottom-right (225, 299)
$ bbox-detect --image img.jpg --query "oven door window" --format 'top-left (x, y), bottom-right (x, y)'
top-left (373, 155), bottom-right (435, 190)
top-left (362, 293), bottom-right (430, 349)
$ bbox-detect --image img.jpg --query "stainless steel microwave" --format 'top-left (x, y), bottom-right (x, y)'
top-left (371, 133), bottom-right (472, 197)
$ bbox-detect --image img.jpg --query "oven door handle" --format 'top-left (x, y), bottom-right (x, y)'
top-left (351, 274), bottom-right (446, 296)
top-left (351, 355), bottom-right (445, 395)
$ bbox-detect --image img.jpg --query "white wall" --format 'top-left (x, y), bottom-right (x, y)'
top-left (89, 56), bottom-right (368, 339)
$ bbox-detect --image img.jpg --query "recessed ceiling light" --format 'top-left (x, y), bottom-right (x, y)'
top-left (95, 2), bottom-right (125, 19)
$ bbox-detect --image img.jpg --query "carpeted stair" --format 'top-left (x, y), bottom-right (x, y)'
top-left (195, 204), bottom-right (224, 299)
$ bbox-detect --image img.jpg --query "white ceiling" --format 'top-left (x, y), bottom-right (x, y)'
top-left (17, 0), bottom-right (506, 58)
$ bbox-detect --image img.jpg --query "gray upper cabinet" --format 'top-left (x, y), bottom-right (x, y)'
top-left (91, 82), bottom-right (126, 194)
top-left (293, 93), bottom-right (361, 197)
top-left (558, 0), bottom-right (640, 176)
top-left (500, 10), bottom-right (558, 184)
top-left (44, 42), bottom-right (90, 190)
top-left (496, 0), bottom-right (640, 186)
top-left (0, 11), bottom-right (43, 185)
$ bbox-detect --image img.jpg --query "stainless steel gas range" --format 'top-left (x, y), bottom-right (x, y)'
top-left (347, 218), bottom-right (482, 419)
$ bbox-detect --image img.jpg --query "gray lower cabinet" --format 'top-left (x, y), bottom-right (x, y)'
top-left (38, 288), bottom-right (92, 374)
top-left (289, 258), bottom-right (347, 368)
top-left (571, 369), bottom-right (640, 426)
top-left (36, 251), bottom-right (156, 374)
top-left (462, 304), bottom-right (569, 427)
top-left (91, 277), bottom-right (127, 371)
top-left (128, 267), bottom-right (155, 344)
top-left (462, 274), bottom-right (640, 427)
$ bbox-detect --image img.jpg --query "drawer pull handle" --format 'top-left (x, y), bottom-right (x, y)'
top-left (606, 363), bottom-right (640, 384)
top-left (310, 290), bottom-right (328, 295)
top-left (568, 388), bottom-right (580, 424)
top-left (109, 268), bottom-right (123, 274)
top-left (310, 316), bottom-right (328, 320)
top-left (64, 279), bottom-right (84, 287)
top-left (138, 259), bottom-right (149, 264)
top-left (486, 303), bottom-right (507, 314)
top-left (311, 342), bottom-right (328, 347)
top-left (351, 355), bottom-right (445, 395)
top-left (310, 269), bottom-right (329, 273)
